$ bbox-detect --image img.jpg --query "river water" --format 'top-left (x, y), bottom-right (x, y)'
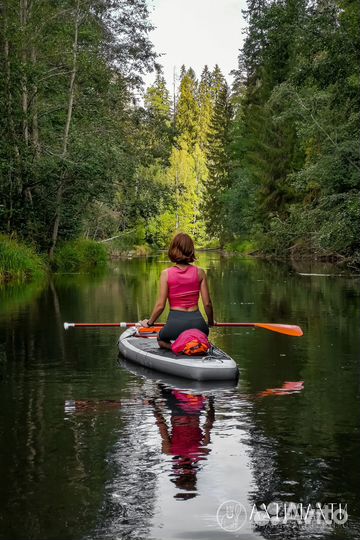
top-left (0, 253), bottom-right (359, 540)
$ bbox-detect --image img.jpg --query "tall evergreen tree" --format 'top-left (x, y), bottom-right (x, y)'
top-left (143, 71), bottom-right (173, 164)
top-left (203, 78), bottom-right (232, 244)
top-left (176, 68), bottom-right (199, 149)
top-left (198, 66), bottom-right (213, 149)
top-left (167, 142), bottom-right (198, 233)
top-left (210, 65), bottom-right (226, 100)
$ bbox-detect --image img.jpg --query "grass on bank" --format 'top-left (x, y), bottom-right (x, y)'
top-left (224, 238), bottom-right (258, 255)
top-left (0, 234), bottom-right (47, 283)
top-left (53, 239), bottom-right (108, 273)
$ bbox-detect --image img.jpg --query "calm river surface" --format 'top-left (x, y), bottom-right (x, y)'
top-left (0, 253), bottom-right (359, 540)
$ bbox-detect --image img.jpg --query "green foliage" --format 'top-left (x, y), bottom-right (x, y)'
top-left (112, 161), bottom-right (174, 236)
top-left (133, 244), bottom-right (153, 257)
top-left (2, 0), bottom-right (358, 264)
top-left (169, 143), bottom-right (200, 231)
top-left (53, 239), bottom-right (107, 273)
top-left (197, 67), bottom-right (213, 145)
top-left (176, 68), bottom-right (200, 148)
top-left (147, 211), bottom-right (176, 249)
top-left (226, 0), bottom-right (360, 262)
top-left (224, 239), bottom-right (258, 254)
top-left (145, 64), bottom-right (233, 248)
top-left (0, 235), bottom-right (47, 283)
top-left (0, 0), bottom-right (156, 252)
top-left (143, 72), bottom-right (173, 163)
top-left (203, 73), bottom-right (232, 244)
top-left (259, 191), bottom-right (360, 258)
top-left (141, 67), bottom-right (216, 247)
top-left (104, 225), bottom-right (156, 256)
top-left (81, 202), bottom-right (121, 242)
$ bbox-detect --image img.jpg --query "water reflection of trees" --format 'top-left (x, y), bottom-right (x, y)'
top-left (1, 253), bottom-right (359, 539)
top-left (87, 396), bottom-right (160, 540)
top-left (203, 255), bottom-right (360, 539)
top-left (0, 288), bottom-right (132, 540)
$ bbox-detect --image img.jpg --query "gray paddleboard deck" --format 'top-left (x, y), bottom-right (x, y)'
top-left (118, 328), bottom-right (239, 381)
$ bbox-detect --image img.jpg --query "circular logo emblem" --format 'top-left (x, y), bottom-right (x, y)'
top-left (217, 500), bottom-right (247, 532)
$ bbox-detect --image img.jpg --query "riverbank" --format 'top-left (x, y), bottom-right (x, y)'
top-left (1, 233), bottom-right (358, 285)
top-left (0, 235), bottom-right (47, 284)
top-left (53, 239), bottom-right (108, 272)
top-left (87, 238), bottom-right (360, 273)
top-left (222, 237), bottom-right (360, 272)
top-left (0, 236), bottom-right (108, 283)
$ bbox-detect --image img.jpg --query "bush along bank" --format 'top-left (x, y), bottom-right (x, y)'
top-left (223, 239), bottom-right (259, 255)
top-left (52, 239), bottom-right (108, 273)
top-left (0, 235), bottom-right (110, 283)
top-left (0, 235), bottom-right (47, 283)
top-left (222, 230), bottom-right (360, 271)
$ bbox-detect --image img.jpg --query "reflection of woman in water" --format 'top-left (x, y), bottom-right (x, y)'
top-left (152, 386), bottom-right (215, 500)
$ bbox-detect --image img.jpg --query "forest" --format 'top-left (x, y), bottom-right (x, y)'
top-left (0, 0), bottom-right (359, 269)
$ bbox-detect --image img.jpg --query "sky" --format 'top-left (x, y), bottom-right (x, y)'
top-left (145, 0), bottom-right (248, 91)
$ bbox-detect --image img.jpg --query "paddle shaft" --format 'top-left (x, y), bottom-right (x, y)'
top-left (65, 322), bottom-right (256, 328)
top-left (64, 322), bottom-right (303, 336)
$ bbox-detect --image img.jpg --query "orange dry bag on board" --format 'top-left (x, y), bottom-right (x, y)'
top-left (171, 329), bottom-right (210, 356)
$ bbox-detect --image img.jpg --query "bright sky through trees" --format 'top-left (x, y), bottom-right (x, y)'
top-left (146, 0), bottom-right (247, 88)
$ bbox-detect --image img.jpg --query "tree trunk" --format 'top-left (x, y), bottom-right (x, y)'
top-left (20, 0), bottom-right (29, 145)
top-left (31, 45), bottom-right (39, 155)
top-left (2, 2), bottom-right (21, 231)
top-left (49, 0), bottom-right (80, 258)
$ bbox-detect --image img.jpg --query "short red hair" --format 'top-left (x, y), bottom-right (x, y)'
top-left (168, 233), bottom-right (195, 263)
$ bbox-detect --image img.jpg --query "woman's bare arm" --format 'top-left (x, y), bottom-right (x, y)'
top-left (140, 270), bottom-right (168, 326)
top-left (199, 268), bottom-right (214, 326)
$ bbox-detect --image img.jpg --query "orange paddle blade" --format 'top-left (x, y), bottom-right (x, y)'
top-left (138, 326), bottom-right (162, 334)
top-left (254, 323), bottom-right (303, 336)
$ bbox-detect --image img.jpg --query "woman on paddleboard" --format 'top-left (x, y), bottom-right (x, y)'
top-left (139, 233), bottom-right (214, 350)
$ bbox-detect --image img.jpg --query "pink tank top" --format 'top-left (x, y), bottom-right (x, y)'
top-left (167, 265), bottom-right (201, 309)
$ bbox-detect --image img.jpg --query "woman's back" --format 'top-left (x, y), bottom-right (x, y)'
top-left (139, 233), bottom-right (213, 346)
top-left (167, 265), bottom-right (200, 310)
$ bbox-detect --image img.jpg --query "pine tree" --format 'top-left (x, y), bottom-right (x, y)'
top-left (198, 66), bottom-right (213, 150)
top-left (176, 68), bottom-right (200, 149)
top-left (203, 71), bottom-right (232, 244)
top-left (210, 65), bottom-right (226, 101)
top-left (143, 71), bottom-right (173, 164)
top-left (179, 64), bottom-right (187, 80)
top-left (145, 72), bottom-right (171, 119)
top-left (167, 142), bottom-right (197, 233)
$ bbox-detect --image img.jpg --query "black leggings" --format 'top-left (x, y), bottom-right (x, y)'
top-left (158, 310), bottom-right (209, 342)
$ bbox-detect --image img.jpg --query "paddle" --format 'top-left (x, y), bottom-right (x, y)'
top-left (64, 321), bottom-right (303, 337)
